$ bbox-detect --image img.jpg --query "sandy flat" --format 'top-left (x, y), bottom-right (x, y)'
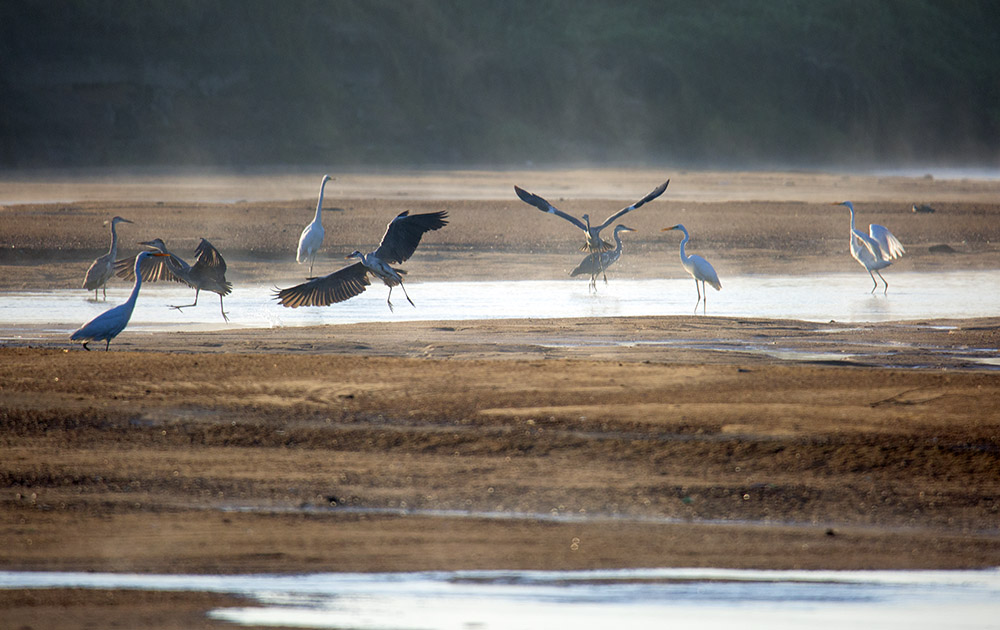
top-left (1, 169), bottom-right (999, 628)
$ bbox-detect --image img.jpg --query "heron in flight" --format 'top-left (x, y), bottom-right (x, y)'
top-left (71, 251), bottom-right (169, 350)
top-left (275, 210), bottom-right (448, 311)
top-left (82, 216), bottom-right (133, 300)
top-left (571, 224), bottom-right (636, 292)
top-left (837, 201), bottom-right (905, 294)
top-left (663, 224), bottom-right (721, 314)
top-left (297, 174), bottom-right (335, 275)
top-left (115, 238), bottom-right (233, 321)
top-left (514, 179), bottom-right (668, 252)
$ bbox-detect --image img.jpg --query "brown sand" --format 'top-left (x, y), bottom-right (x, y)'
top-left (1, 169), bottom-right (999, 628)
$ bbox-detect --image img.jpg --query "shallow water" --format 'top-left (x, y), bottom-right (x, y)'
top-left (1, 568), bottom-right (998, 629)
top-left (1, 271), bottom-right (998, 335)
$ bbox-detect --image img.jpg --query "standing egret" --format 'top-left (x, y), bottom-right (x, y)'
top-left (837, 201), bottom-right (905, 294)
top-left (297, 174), bottom-right (334, 275)
top-left (571, 224), bottom-right (636, 292)
top-left (115, 238), bottom-right (233, 321)
top-left (663, 224), bottom-right (721, 314)
top-left (71, 251), bottom-right (169, 350)
top-left (276, 210), bottom-right (448, 311)
top-left (82, 216), bottom-right (133, 300)
top-left (514, 180), bottom-right (669, 252)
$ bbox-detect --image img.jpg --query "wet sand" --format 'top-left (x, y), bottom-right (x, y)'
top-left (2, 169), bottom-right (1000, 628)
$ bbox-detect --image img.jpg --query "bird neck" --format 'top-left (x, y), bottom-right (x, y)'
top-left (126, 257), bottom-right (145, 305)
top-left (315, 178), bottom-right (330, 221)
top-left (109, 222), bottom-right (120, 255)
top-left (848, 205), bottom-right (857, 233)
top-left (677, 231), bottom-right (691, 262)
top-left (612, 230), bottom-right (626, 252)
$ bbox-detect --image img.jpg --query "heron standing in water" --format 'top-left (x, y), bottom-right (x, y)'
top-left (663, 224), bottom-right (721, 314)
top-left (571, 224), bottom-right (636, 292)
top-left (275, 210), bottom-right (448, 311)
top-left (837, 201), bottom-right (905, 294)
top-left (82, 216), bottom-right (133, 300)
top-left (115, 238), bottom-right (233, 322)
top-left (71, 250), bottom-right (169, 350)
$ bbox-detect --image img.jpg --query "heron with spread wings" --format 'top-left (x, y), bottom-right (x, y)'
top-left (275, 210), bottom-right (448, 312)
top-left (115, 238), bottom-right (233, 321)
top-left (82, 216), bottom-right (133, 300)
top-left (570, 224), bottom-right (636, 292)
top-left (514, 180), bottom-right (668, 252)
top-left (837, 201), bottom-right (905, 294)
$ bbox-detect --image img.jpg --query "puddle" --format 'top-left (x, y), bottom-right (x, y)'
top-left (1, 568), bottom-right (997, 629)
top-left (2, 271), bottom-right (1000, 334)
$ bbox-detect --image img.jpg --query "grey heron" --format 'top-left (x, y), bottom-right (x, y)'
top-left (275, 210), bottom-right (448, 311)
top-left (71, 251), bottom-right (169, 350)
top-left (663, 224), bottom-right (721, 314)
top-left (82, 216), bottom-right (133, 300)
top-left (297, 174), bottom-right (335, 275)
top-left (115, 238), bottom-right (233, 321)
top-left (514, 179), bottom-right (668, 252)
top-left (837, 201), bottom-right (905, 294)
top-left (570, 224), bottom-right (636, 292)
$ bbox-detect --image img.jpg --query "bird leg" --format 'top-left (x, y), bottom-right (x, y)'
top-left (875, 270), bottom-right (889, 295)
top-left (693, 279), bottom-right (703, 315)
top-left (398, 280), bottom-right (416, 308)
top-left (219, 294), bottom-right (230, 322)
top-left (170, 289), bottom-right (200, 311)
top-left (105, 339), bottom-right (111, 351)
top-left (867, 270), bottom-right (878, 294)
top-left (82, 342), bottom-right (91, 351)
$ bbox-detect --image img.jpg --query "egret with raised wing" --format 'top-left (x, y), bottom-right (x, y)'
top-left (514, 180), bottom-right (668, 252)
top-left (837, 201), bottom-right (905, 294)
top-left (663, 223), bottom-right (721, 314)
top-left (71, 250), bottom-right (169, 350)
top-left (82, 216), bottom-right (133, 300)
top-left (275, 210), bottom-right (448, 312)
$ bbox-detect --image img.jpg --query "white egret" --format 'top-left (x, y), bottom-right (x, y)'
top-left (71, 251), bottom-right (169, 350)
top-left (837, 201), bottom-right (906, 294)
top-left (276, 210), bottom-right (448, 312)
top-left (663, 224), bottom-right (721, 314)
top-left (514, 180), bottom-right (669, 252)
top-left (570, 224), bottom-right (636, 292)
top-left (82, 216), bottom-right (133, 300)
top-left (297, 174), bottom-right (334, 275)
top-left (115, 238), bottom-right (233, 322)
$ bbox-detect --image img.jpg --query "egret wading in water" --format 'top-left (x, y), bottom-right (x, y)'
top-left (71, 251), bottom-right (169, 350)
top-left (837, 201), bottom-right (905, 294)
top-left (297, 174), bottom-right (335, 275)
top-left (275, 210), bottom-right (448, 312)
top-left (571, 224), bottom-right (636, 292)
top-left (82, 216), bottom-right (133, 300)
top-left (514, 180), bottom-right (669, 252)
top-left (663, 224), bottom-right (721, 314)
top-left (115, 238), bottom-right (233, 322)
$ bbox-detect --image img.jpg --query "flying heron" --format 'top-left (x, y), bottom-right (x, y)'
top-left (275, 210), bottom-right (447, 311)
top-left (82, 216), bottom-right (133, 300)
top-left (115, 238), bottom-right (233, 321)
top-left (570, 224), bottom-right (636, 292)
top-left (71, 250), bottom-right (169, 350)
top-left (836, 201), bottom-right (906, 294)
top-left (514, 179), bottom-right (668, 252)
top-left (297, 174), bottom-right (335, 275)
top-left (663, 224), bottom-right (721, 314)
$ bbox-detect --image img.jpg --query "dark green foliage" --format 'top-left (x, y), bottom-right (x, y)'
top-left (2, 0), bottom-right (998, 167)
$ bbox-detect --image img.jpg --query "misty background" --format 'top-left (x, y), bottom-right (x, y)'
top-left (2, 0), bottom-right (998, 171)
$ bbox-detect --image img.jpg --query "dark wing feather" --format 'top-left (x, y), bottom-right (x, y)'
top-left (113, 253), bottom-right (188, 284)
top-left (190, 239), bottom-right (232, 295)
top-left (596, 179), bottom-right (669, 229)
top-left (514, 185), bottom-right (588, 231)
top-left (373, 210), bottom-right (448, 264)
top-left (274, 262), bottom-right (371, 308)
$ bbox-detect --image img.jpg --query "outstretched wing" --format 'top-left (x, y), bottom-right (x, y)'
top-left (373, 210), bottom-right (449, 264)
top-left (869, 224), bottom-right (905, 261)
top-left (274, 262), bottom-right (371, 308)
top-left (113, 251), bottom-right (188, 284)
top-left (596, 179), bottom-right (670, 230)
top-left (191, 239), bottom-right (229, 278)
top-left (514, 186), bottom-right (588, 231)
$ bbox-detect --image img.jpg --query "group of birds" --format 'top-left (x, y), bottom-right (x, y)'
top-left (70, 174), bottom-right (906, 351)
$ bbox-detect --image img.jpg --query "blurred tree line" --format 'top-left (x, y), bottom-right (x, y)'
top-left (1, 0), bottom-right (998, 168)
